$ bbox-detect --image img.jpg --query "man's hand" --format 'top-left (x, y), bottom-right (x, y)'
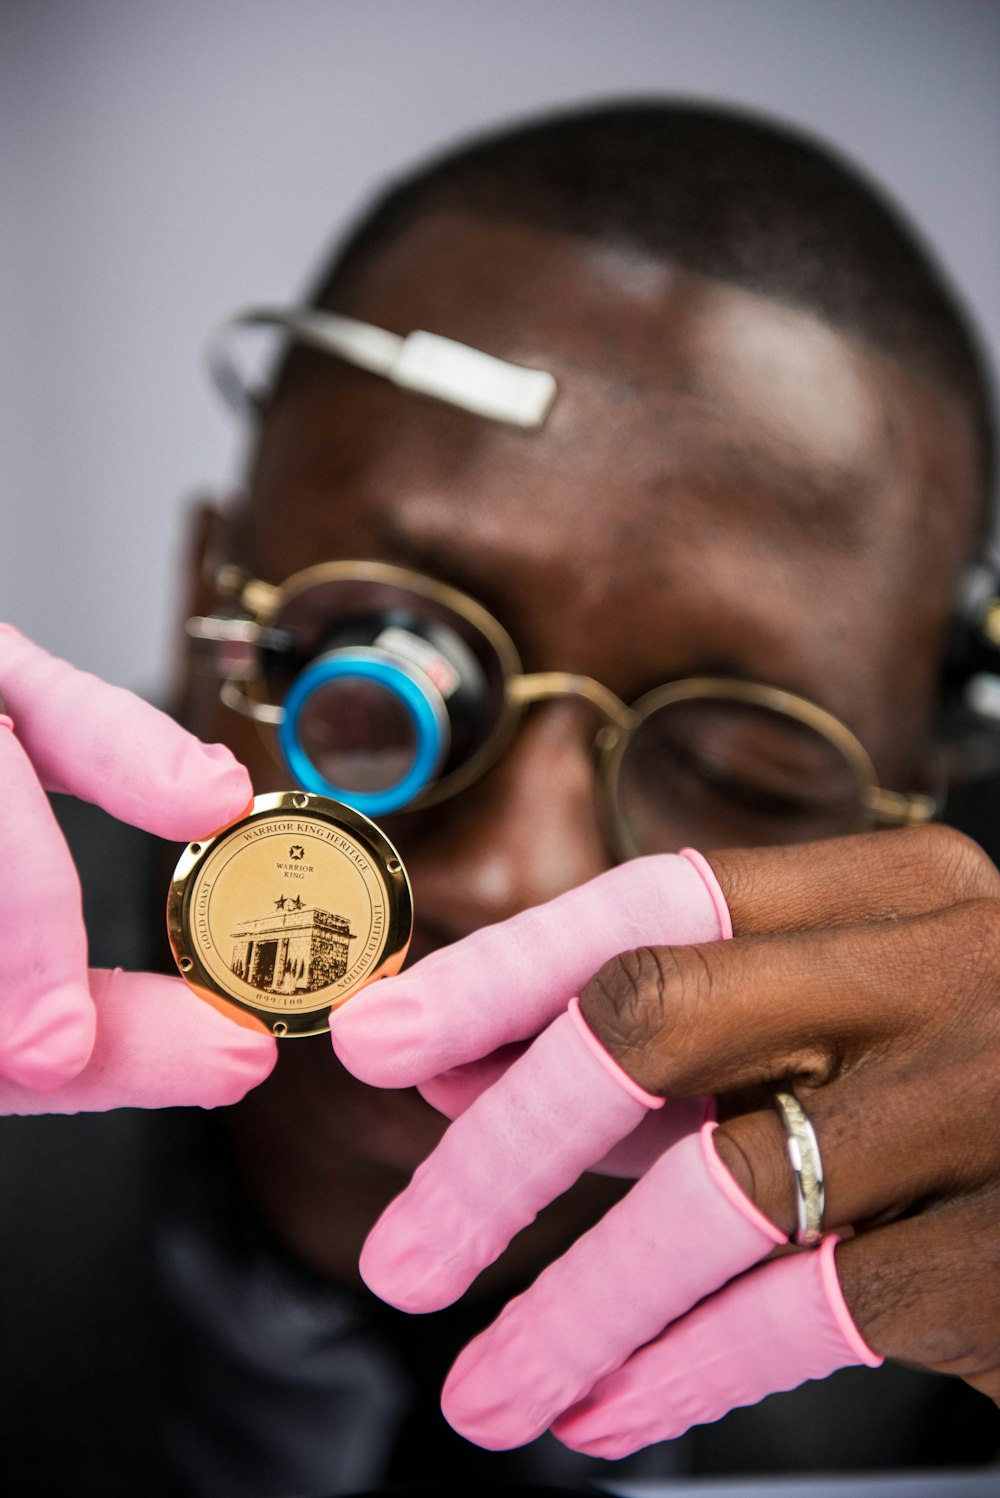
top-left (329, 826), bottom-right (1000, 1454)
top-left (0, 625), bottom-right (276, 1108)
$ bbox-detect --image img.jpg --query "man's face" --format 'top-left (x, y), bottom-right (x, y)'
top-left (182, 210), bottom-right (980, 1215)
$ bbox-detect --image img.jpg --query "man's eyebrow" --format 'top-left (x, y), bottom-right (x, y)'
top-left (356, 494), bottom-right (858, 719)
top-left (665, 654), bottom-right (838, 707)
top-left (366, 507), bottom-right (516, 604)
top-left (672, 437), bottom-right (873, 552)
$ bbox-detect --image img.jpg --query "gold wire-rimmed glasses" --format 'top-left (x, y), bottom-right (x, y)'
top-left (188, 559), bottom-right (936, 856)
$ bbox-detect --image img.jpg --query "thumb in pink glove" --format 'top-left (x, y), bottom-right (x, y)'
top-left (0, 969), bottom-right (277, 1114)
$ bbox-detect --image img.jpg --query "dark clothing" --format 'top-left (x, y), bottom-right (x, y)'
top-left (2, 791), bottom-right (1000, 1496)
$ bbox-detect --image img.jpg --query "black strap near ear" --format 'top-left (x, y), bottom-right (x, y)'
top-left (939, 559), bottom-right (1000, 779)
top-left (945, 560), bottom-right (1000, 689)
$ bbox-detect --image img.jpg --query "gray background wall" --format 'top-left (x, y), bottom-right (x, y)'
top-left (2, 0), bottom-right (998, 692)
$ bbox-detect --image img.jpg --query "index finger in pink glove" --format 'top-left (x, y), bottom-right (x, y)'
top-left (0, 626), bottom-right (252, 838)
top-left (552, 1236), bottom-right (880, 1457)
top-left (440, 1124), bottom-right (790, 1450)
top-left (332, 848), bottom-right (730, 1089)
top-left (0, 968), bottom-right (276, 1115)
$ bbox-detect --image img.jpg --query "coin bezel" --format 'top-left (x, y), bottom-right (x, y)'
top-left (167, 790), bottom-right (412, 1037)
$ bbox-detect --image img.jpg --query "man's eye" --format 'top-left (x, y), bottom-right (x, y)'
top-left (630, 710), bottom-right (862, 824)
top-left (659, 738), bottom-right (827, 819)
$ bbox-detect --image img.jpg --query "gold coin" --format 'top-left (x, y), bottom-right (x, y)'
top-left (167, 791), bottom-right (412, 1037)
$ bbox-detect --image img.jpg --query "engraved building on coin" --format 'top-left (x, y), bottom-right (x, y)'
top-left (230, 894), bottom-right (357, 995)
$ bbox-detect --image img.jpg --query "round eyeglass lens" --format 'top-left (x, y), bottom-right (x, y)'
top-left (613, 695), bottom-right (870, 854)
top-left (296, 676), bottom-right (418, 794)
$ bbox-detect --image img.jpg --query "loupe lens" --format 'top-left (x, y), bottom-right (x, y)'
top-left (279, 648), bottom-right (450, 814)
top-left (296, 675), bottom-right (418, 793)
top-left (263, 577), bottom-right (509, 776)
top-left (250, 566), bottom-right (526, 813)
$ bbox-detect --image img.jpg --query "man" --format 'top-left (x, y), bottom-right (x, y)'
top-left (2, 101), bottom-right (999, 1492)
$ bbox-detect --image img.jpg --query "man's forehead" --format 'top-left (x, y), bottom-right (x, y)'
top-left (253, 211), bottom-right (976, 576)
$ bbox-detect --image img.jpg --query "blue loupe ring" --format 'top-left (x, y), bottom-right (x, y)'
top-left (277, 648), bottom-right (449, 817)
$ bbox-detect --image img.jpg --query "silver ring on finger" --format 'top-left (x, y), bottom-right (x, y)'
top-left (772, 1090), bottom-right (825, 1247)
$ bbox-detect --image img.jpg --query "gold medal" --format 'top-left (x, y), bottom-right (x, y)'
top-left (167, 791), bottom-right (412, 1037)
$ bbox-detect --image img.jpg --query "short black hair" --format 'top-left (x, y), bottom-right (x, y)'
top-left (305, 99), bottom-right (995, 529)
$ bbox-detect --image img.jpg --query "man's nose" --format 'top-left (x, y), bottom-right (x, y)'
top-left (401, 700), bottom-right (611, 943)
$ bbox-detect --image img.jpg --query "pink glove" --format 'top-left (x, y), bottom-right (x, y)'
top-left (550, 1229), bottom-right (876, 1458)
top-left (337, 851), bottom-right (727, 1180)
top-left (330, 855), bottom-right (880, 1453)
top-left (0, 625), bottom-right (276, 1102)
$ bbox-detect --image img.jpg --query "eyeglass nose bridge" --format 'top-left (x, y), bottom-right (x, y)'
top-left (506, 672), bottom-right (638, 736)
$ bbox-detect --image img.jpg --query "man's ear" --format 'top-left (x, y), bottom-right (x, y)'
top-left (167, 493), bottom-right (243, 734)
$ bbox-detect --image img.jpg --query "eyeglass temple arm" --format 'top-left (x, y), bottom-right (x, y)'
top-left (207, 307), bottom-right (558, 430)
top-left (183, 619), bottom-right (286, 725)
top-left (507, 673), bottom-right (637, 733)
top-left (864, 787), bottom-right (937, 826)
top-left (218, 681), bottom-right (285, 725)
top-left (210, 564), bottom-right (283, 619)
top-left (187, 569), bottom-right (289, 726)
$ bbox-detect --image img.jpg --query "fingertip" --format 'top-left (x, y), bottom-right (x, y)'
top-left (329, 984), bottom-right (427, 1086)
top-left (203, 1042), bottom-right (278, 1104)
top-left (89, 968), bottom-right (277, 1107)
top-left (359, 1214), bottom-right (457, 1313)
top-left (0, 983), bottom-right (97, 1090)
top-left (358, 1236), bottom-right (411, 1310)
top-left (416, 1068), bottom-right (475, 1119)
top-left (200, 1016), bottom-right (279, 1102)
top-left (550, 1397), bottom-right (612, 1456)
top-left (327, 1027), bottom-right (384, 1086)
top-left (165, 987), bottom-right (278, 1103)
top-left (195, 739), bottom-right (254, 808)
top-left (551, 1385), bottom-right (669, 1458)
top-left (551, 1421), bottom-right (627, 1460)
top-left (153, 740), bottom-right (253, 840)
top-left (441, 1360), bottom-right (517, 1451)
